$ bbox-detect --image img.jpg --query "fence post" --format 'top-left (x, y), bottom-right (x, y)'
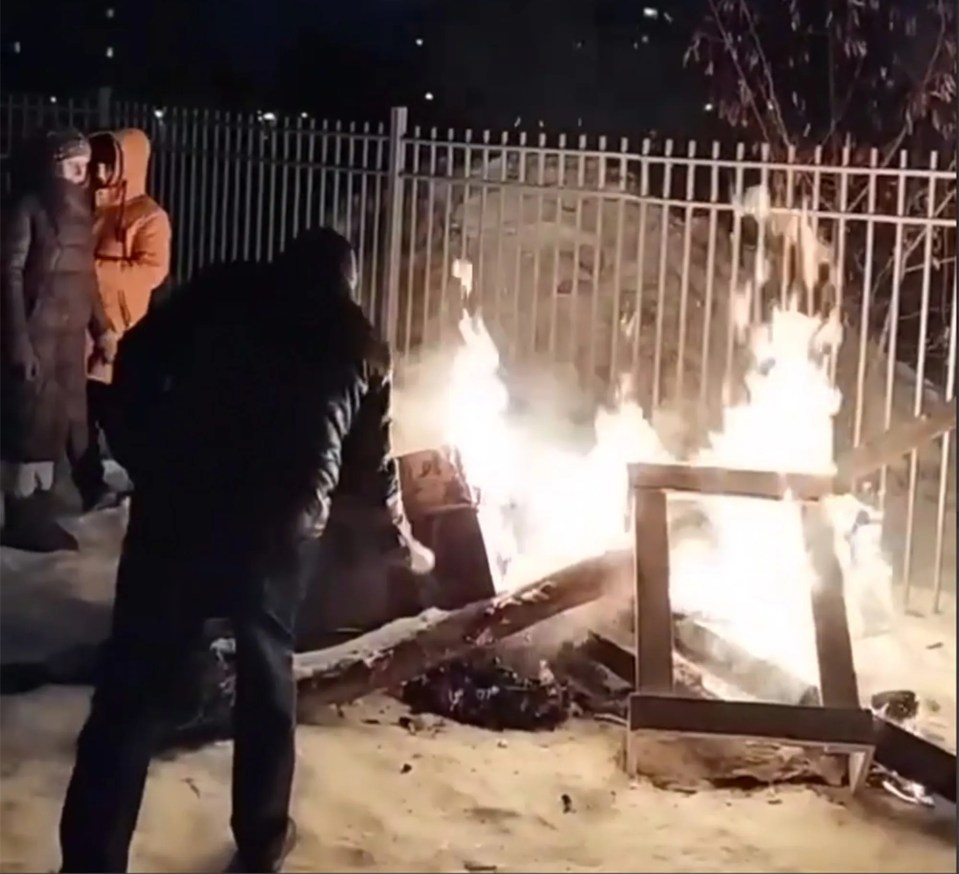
top-left (381, 106), bottom-right (408, 346)
top-left (96, 86), bottom-right (112, 129)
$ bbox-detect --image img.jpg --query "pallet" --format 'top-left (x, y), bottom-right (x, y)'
top-left (625, 462), bottom-right (876, 793)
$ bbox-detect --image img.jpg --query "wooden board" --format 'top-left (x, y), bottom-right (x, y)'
top-left (628, 694), bottom-right (875, 749)
top-left (629, 463), bottom-right (836, 501)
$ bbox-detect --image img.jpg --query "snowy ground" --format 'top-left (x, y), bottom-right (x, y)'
top-left (1, 490), bottom-right (956, 873)
top-left (2, 690), bottom-right (957, 874)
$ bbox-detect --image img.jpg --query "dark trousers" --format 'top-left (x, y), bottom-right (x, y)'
top-left (59, 505), bottom-right (305, 872)
top-left (71, 381), bottom-right (115, 502)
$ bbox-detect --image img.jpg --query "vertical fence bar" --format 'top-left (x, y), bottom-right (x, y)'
top-left (460, 129), bottom-right (474, 321)
top-left (724, 142), bottom-right (746, 401)
top-left (699, 140), bottom-right (720, 409)
top-left (277, 118), bottom-right (292, 255)
top-left (304, 117), bottom-right (317, 232)
top-left (185, 107), bottom-right (200, 278)
top-left (173, 107), bottom-right (188, 281)
top-left (241, 113), bottom-right (254, 261)
top-left (572, 134), bottom-right (587, 371)
top-left (780, 144), bottom-right (796, 310)
top-left (382, 106), bottom-right (409, 345)
top-left (932, 277), bottom-right (957, 613)
top-left (675, 140), bottom-right (696, 401)
top-left (511, 130), bottom-right (527, 359)
top-left (610, 137), bottom-right (628, 381)
top-left (208, 110), bottom-right (221, 267)
top-left (652, 139), bottom-right (674, 410)
top-left (880, 151), bottom-right (909, 514)
top-left (368, 121), bottom-right (386, 322)
top-left (493, 131), bottom-right (509, 334)
top-left (754, 143), bottom-right (769, 322)
top-left (587, 135), bottom-right (606, 389)
top-left (829, 144), bottom-right (851, 384)
top-left (631, 139), bottom-right (651, 395)
top-left (420, 128), bottom-right (438, 347)
top-left (291, 115), bottom-right (304, 241)
top-left (548, 133), bottom-right (567, 363)
top-left (265, 124), bottom-right (278, 260)
top-left (853, 148), bottom-right (879, 451)
top-left (254, 121), bottom-right (267, 261)
top-left (356, 122), bottom-right (371, 310)
top-left (319, 120), bottom-right (330, 227)
top-left (345, 122), bottom-right (356, 245)
top-left (438, 129), bottom-right (455, 334)
top-left (530, 133), bottom-right (546, 360)
top-left (404, 126), bottom-right (421, 356)
top-left (902, 152), bottom-right (939, 606)
top-left (478, 130), bottom-right (491, 323)
top-left (332, 121), bottom-right (343, 231)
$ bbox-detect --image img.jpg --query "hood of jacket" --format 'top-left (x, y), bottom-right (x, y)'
top-left (91, 128), bottom-right (151, 203)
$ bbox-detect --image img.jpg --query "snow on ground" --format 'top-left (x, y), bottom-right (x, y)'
top-left (2, 690), bottom-right (957, 874)
top-left (1, 498), bottom-right (956, 873)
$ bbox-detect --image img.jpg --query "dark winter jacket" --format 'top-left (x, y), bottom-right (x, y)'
top-left (111, 237), bottom-right (402, 568)
top-left (0, 131), bottom-right (110, 463)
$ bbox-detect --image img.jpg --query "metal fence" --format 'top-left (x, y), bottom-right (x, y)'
top-left (1, 91), bottom-right (956, 611)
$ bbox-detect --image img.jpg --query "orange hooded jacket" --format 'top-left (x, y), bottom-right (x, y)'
top-left (89, 128), bottom-right (171, 382)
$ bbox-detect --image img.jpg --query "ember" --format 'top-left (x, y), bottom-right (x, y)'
top-left (400, 655), bottom-right (572, 731)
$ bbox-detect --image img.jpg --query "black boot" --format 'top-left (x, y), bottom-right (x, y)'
top-left (1, 492), bottom-right (79, 553)
top-left (79, 480), bottom-right (125, 514)
top-left (225, 818), bottom-right (298, 873)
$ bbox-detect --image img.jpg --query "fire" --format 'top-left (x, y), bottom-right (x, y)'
top-left (440, 203), bottom-right (892, 689)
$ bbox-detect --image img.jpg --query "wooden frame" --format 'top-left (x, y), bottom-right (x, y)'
top-left (625, 461), bottom-right (876, 793)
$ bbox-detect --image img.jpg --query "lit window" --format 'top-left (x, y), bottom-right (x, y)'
top-left (424, 92), bottom-right (434, 101)
top-left (105, 7), bottom-right (114, 17)
top-left (642, 7), bottom-right (659, 18)
top-left (12, 40), bottom-right (21, 53)
top-left (105, 46), bottom-right (114, 58)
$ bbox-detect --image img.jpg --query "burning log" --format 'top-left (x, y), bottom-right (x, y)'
top-left (294, 549), bottom-right (631, 706)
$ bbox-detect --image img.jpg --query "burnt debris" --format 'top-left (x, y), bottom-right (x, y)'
top-left (400, 655), bottom-right (572, 731)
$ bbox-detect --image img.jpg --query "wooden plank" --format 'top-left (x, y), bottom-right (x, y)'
top-left (628, 693), bottom-right (875, 750)
top-left (295, 549), bottom-right (631, 704)
top-left (632, 488), bottom-right (674, 693)
top-left (835, 398), bottom-right (957, 486)
top-left (802, 502), bottom-right (861, 708)
top-left (629, 463), bottom-right (836, 500)
top-left (873, 718), bottom-right (957, 804)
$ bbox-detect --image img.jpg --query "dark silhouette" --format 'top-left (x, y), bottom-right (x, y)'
top-left (0, 129), bottom-right (115, 553)
top-left (58, 228), bottom-right (420, 873)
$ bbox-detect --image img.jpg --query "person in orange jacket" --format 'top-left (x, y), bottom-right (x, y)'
top-left (74, 128), bottom-right (171, 510)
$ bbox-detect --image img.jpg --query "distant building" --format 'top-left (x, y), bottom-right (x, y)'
top-left (2, 0), bottom-right (119, 93)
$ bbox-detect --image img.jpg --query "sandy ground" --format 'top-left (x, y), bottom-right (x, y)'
top-left (1, 689), bottom-right (956, 874)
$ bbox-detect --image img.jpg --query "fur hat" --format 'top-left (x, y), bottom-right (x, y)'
top-left (46, 128), bottom-right (92, 163)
